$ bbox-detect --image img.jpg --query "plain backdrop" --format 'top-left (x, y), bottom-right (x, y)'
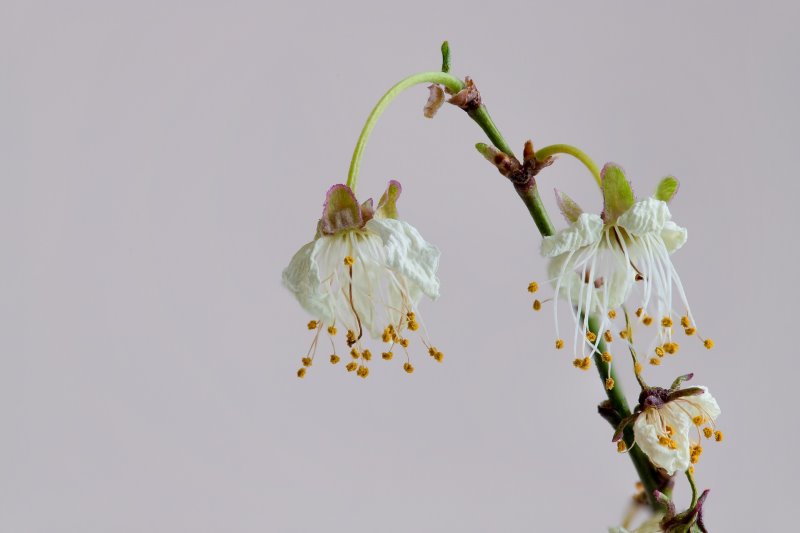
top-left (2, 1), bottom-right (798, 531)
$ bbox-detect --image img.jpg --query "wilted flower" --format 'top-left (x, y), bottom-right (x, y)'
top-left (540, 164), bottom-right (712, 360)
top-left (282, 180), bottom-right (444, 378)
top-left (614, 375), bottom-right (722, 476)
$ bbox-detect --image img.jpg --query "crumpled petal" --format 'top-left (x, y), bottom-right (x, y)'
top-left (633, 407), bottom-right (692, 476)
top-left (365, 218), bottom-right (440, 300)
top-left (675, 387), bottom-right (721, 421)
top-left (616, 198), bottom-right (671, 236)
top-left (540, 213), bottom-right (604, 257)
top-left (281, 239), bottom-right (335, 323)
top-left (660, 220), bottom-right (687, 253)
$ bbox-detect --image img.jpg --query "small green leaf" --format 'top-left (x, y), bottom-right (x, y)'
top-left (655, 176), bottom-right (680, 203)
top-left (602, 163), bottom-right (635, 222)
top-left (670, 372), bottom-right (693, 391)
top-left (376, 180), bottom-right (402, 219)
top-left (555, 189), bottom-right (584, 223)
top-left (440, 41), bottom-right (451, 73)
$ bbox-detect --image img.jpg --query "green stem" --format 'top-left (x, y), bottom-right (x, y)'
top-left (346, 72), bottom-right (465, 192)
top-left (687, 469), bottom-right (698, 508)
top-left (467, 106), bottom-right (515, 157)
top-left (535, 144), bottom-right (602, 188)
top-left (588, 315), bottom-right (663, 510)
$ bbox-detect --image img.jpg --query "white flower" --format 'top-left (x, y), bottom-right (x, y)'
top-left (616, 382), bottom-right (722, 476)
top-left (540, 164), bottom-right (710, 360)
top-left (282, 181), bottom-right (443, 378)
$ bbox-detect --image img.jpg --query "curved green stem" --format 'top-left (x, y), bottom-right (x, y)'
top-left (535, 144), bottom-right (602, 188)
top-left (687, 469), bottom-right (699, 508)
top-left (346, 72), bottom-right (465, 192)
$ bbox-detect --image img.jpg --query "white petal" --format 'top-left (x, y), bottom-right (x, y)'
top-left (677, 387), bottom-right (721, 422)
top-left (633, 407), bottom-right (691, 475)
top-left (281, 238), bottom-right (335, 323)
top-left (660, 220), bottom-right (687, 253)
top-left (540, 213), bottom-right (603, 257)
top-left (617, 198), bottom-right (671, 236)
top-left (365, 218), bottom-right (440, 300)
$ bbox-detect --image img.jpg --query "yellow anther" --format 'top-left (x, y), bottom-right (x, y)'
top-left (382, 332), bottom-right (392, 343)
top-left (661, 317), bottom-right (674, 328)
top-left (382, 351), bottom-right (393, 360)
top-left (703, 427), bottom-right (713, 439)
top-left (555, 339), bottom-right (565, 349)
top-left (399, 338), bottom-right (409, 348)
top-left (601, 352), bottom-right (613, 363)
top-left (586, 331), bottom-right (597, 343)
top-left (343, 256), bottom-right (355, 266)
top-left (655, 346), bottom-right (665, 357)
top-left (433, 351), bottom-right (443, 362)
top-left (634, 362), bottom-right (643, 374)
top-left (617, 441), bottom-right (627, 453)
top-left (604, 330), bottom-right (613, 343)
top-left (408, 321), bottom-right (420, 331)
top-left (330, 354), bottom-right (340, 364)
top-left (704, 339), bottom-right (714, 349)
top-left (362, 349), bottom-right (372, 361)
top-left (350, 348), bottom-right (360, 359)
top-left (665, 342), bottom-right (679, 355)
top-left (669, 440), bottom-right (677, 450)
top-left (357, 365), bottom-right (369, 378)
top-left (532, 299), bottom-right (542, 311)
top-left (665, 425), bottom-right (674, 436)
top-left (346, 329), bottom-right (357, 345)
top-left (658, 436), bottom-right (670, 447)
top-left (636, 308), bottom-right (643, 318)
top-left (690, 455), bottom-right (699, 464)
top-left (649, 357), bottom-right (661, 366)
top-left (528, 281), bottom-right (539, 293)
top-left (684, 327), bottom-right (696, 336)
top-left (572, 358), bottom-right (582, 368)
top-left (345, 362), bottom-right (357, 372)
top-left (327, 325), bottom-right (337, 335)
top-left (714, 430), bottom-right (724, 442)
top-left (406, 311), bottom-right (416, 321)
top-left (642, 316), bottom-right (653, 326)
top-left (301, 357), bottom-right (312, 367)
top-left (681, 316), bottom-right (691, 328)
top-left (581, 357), bottom-right (592, 370)
top-left (692, 416), bottom-right (704, 426)
top-left (297, 368), bottom-right (306, 378)
top-left (403, 362), bottom-right (414, 374)
top-left (619, 330), bottom-right (629, 340)
top-left (608, 309), bottom-right (617, 319)
top-left (605, 378), bottom-right (615, 390)
top-left (307, 320), bottom-right (318, 330)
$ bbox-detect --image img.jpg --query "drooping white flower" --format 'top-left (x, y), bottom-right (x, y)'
top-left (615, 378), bottom-right (722, 476)
top-left (540, 164), bottom-right (712, 363)
top-left (282, 180), bottom-right (443, 378)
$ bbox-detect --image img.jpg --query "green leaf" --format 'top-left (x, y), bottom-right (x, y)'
top-left (555, 189), bottom-right (584, 223)
top-left (655, 176), bottom-right (680, 203)
top-left (440, 41), bottom-right (451, 73)
top-left (602, 163), bottom-right (635, 222)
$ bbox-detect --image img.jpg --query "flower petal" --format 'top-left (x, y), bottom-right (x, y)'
top-left (540, 213), bottom-right (603, 257)
top-left (365, 218), bottom-right (440, 300)
top-left (616, 198), bottom-right (671, 236)
top-left (633, 407), bottom-right (691, 475)
top-left (660, 220), bottom-right (687, 253)
top-left (281, 238), bottom-right (335, 323)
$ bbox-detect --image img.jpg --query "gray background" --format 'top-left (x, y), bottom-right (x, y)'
top-left (2, 1), bottom-right (797, 531)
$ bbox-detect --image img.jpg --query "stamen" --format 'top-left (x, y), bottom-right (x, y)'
top-left (604, 330), bottom-right (613, 343)
top-left (642, 316), bottom-right (653, 326)
top-left (586, 331), bottom-right (597, 343)
top-left (601, 352), bottom-right (613, 363)
top-left (330, 354), bottom-right (340, 364)
top-left (703, 427), bottom-right (713, 439)
top-left (636, 307), bottom-right (643, 318)
top-left (704, 339), bottom-right (714, 349)
top-left (655, 346), bottom-right (665, 357)
top-left (301, 357), bottom-right (312, 367)
top-left (350, 348), bottom-right (360, 359)
top-left (555, 339), bottom-right (565, 349)
top-left (382, 351), bottom-right (393, 360)
top-left (297, 368), bottom-right (306, 378)
top-left (605, 377), bottom-right (615, 390)
top-left (327, 325), bottom-right (337, 335)
top-left (681, 316), bottom-right (691, 328)
top-left (714, 430), bottom-right (724, 442)
top-left (528, 281), bottom-right (539, 293)
top-left (608, 309), bottom-right (617, 319)
top-left (346, 362), bottom-right (358, 372)
top-left (684, 327), bottom-right (696, 336)
top-left (617, 441), bottom-right (627, 453)
top-left (362, 349), bottom-right (372, 361)
top-left (661, 317), bottom-right (673, 328)
top-left (532, 299), bottom-right (542, 311)
top-left (403, 362), bottom-right (414, 374)
top-left (634, 362), bottom-right (643, 374)
top-left (307, 320), bottom-right (318, 330)
top-left (343, 256), bottom-right (355, 266)
top-left (649, 357), bottom-right (661, 366)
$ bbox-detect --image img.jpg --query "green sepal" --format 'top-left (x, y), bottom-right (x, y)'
top-left (319, 184), bottom-right (363, 235)
top-left (655, 176), bottom-right (680, 203)
top-left (601, 163), bottom-right (635, 222)
top-left (554, 189), bottom-right (584, 223)
top-left (375, 180), bottom-right (402, 219)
